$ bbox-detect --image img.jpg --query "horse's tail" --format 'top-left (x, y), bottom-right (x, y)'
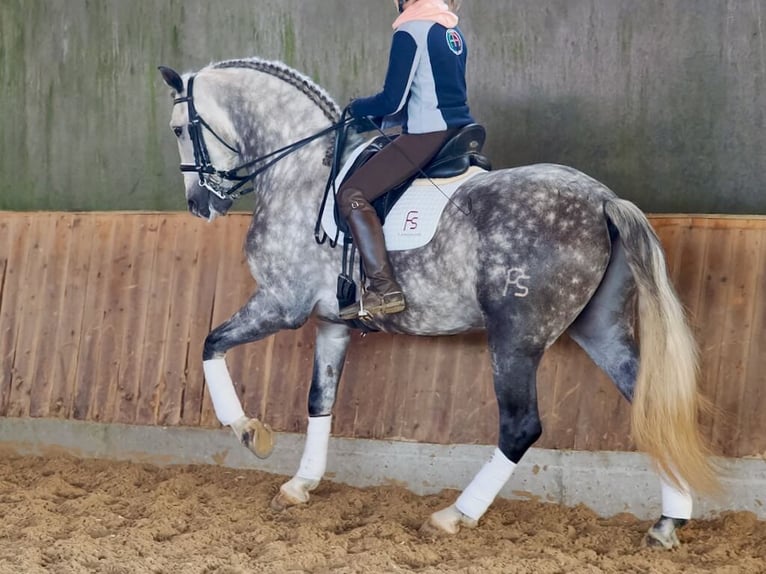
top-left (604, 198), bottom-right (719, 494)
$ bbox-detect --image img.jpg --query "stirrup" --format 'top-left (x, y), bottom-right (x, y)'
top-left (339, 291), bottom-right (406, 320)
top-left (373, 291), bottom-right (406, 315)
top-left (339, 301), bottom-right (362, 321)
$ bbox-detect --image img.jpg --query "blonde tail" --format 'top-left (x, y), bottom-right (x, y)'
top-left (604, 199), bottom-right (719, 494)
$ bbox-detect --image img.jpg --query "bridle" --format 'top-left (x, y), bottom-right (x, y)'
top-left (173, 74), bottom-right (352, 200)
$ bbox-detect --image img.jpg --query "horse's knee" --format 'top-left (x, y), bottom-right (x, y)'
top-left (498, 412), bottom-right (542, 463)
top-left (203, 328), bottom-right (228, 360)
top-left (203, 319), bottom-right (273, 360)
top-left (202, 321), bottom-right (242, 361)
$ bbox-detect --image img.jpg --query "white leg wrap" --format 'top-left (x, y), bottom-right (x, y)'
top-left (296, 415), bottom-right (332, 482)
top-left (660, 473), bottom-right (693, 519)
top-left (455, 448), bottom-right (517, 521)
top-left (203, 358), bottom-right (245, 426)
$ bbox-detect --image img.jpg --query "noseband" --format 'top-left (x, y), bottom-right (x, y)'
top-left (173, 74), bottom-right (351, 200)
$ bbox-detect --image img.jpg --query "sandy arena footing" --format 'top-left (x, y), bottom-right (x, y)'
top-left (0, 417), bottom-right (763, 520)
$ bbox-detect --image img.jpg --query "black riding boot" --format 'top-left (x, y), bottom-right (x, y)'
top-left (339, 199), bottom-right (406, 320)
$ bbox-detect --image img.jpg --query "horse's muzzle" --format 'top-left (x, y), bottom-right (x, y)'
top-left (187, 197), bottom-right (211, 219)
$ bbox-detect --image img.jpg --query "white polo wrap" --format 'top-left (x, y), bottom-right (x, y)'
top-left (660, 473), bottom-right (693, 519)
top-left (297, 415), bottom-right (333, 482)
top-left (455, 448), bottom-right (517, 521)
top-left (202, 358), bottom-right (245, 426)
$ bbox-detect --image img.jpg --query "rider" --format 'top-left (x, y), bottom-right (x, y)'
top-left (338, 0), bottom-right (473, 320)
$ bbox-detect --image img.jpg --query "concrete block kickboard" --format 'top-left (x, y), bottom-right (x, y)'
top-left (0, 417), bottom-right (763, 520)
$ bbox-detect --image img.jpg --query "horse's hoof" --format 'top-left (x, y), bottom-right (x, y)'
top-left (271, 489), bottom-right (304, 511)
top-left (421, 505), bottom-right (477, 536)
top-left (645, 529), bottom-right (680, 549)
top-left (645, 517), bottom-right (682, 549)
top-left (239, 418), bottom-right (274, 459)
top-left (270, 476), bottom-right (317, 511)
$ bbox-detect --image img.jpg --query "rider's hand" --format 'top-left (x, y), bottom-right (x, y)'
top-left (344, 100), bottom-right (380, 133)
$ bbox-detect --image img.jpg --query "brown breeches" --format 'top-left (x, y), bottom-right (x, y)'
top-left (336, 129), bottom-right (457, 217)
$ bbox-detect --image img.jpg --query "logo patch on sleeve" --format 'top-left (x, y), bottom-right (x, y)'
top-left (446, 29), bottom-right (464, 55)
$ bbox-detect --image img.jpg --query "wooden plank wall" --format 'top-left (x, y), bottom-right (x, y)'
top-left (0, 212), bottom-right (763, 458)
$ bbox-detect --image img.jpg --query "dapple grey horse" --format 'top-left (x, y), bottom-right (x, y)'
top-left (158, 58), bottom-right (718, 549)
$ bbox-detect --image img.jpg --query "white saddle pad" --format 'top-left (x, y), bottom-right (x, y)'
top-left (321, 140), bottom-right (486, 252)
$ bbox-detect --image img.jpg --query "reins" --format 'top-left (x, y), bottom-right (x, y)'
top-left (175, 72), bottom-right (472, 249)
top-left (175, 74), bottom-right (352, 200)
top-left (313, 107), bottom-right (356, 247)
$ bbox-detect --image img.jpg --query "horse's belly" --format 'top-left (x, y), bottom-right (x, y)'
top-left (380, 218), bottom-right (485, 336)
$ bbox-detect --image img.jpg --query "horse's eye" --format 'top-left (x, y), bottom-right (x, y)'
top-left (173, 126), bottom-right (183, 137)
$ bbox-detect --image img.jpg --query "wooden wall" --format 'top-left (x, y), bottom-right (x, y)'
top-left (0, 212), bottom-right (763, 458)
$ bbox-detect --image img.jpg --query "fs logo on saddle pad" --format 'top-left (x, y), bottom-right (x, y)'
top-left (321, 139), bottom-right (486, 252)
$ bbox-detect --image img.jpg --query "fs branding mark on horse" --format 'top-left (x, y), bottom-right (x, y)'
top-left (503, 267), bottom-right (530, 298)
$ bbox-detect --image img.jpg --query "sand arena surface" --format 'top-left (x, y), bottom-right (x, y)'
top-left (0, 454), bottom-right (763, 574)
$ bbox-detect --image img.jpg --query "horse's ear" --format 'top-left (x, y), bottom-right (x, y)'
top-left (158, 65), bottom-right (184, 94)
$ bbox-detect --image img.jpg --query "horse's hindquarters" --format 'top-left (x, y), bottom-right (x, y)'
top-left (470, 167), bottom-right (613, 349)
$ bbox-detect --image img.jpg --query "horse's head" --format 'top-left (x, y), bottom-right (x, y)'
top-left (159, 65), bottom-right (238, 220)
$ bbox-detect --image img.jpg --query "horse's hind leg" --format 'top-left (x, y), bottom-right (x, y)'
top-left (567, 235), bottom-right (639, 402)
top-left (568, 237), bottom-right (691, 549)
top-left (426, 324), bottom-right (543, 534)
top-left (272, 320), bottom-right (351, 510)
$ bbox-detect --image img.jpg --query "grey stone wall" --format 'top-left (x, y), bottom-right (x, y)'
top-left (1, 0), bottom-right (764, 213)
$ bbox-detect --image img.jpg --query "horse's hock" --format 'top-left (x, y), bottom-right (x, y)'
top-left (0, 211), bottom-right (764, 520)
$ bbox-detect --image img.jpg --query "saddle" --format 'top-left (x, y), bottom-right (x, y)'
top-left (333, 124), bottom-right (491, 236)
top-left (329, 124), bottom-right (491, 331)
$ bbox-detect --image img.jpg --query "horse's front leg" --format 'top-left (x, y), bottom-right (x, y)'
top-left (202, 290), bottom-right (311, 458)
top-left (271, 320), bottom-right (351, 510)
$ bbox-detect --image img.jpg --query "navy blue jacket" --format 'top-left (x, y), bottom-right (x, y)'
top-left (351, 20), bottom-right (474, 134)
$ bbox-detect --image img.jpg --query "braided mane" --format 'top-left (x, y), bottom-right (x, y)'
top-left (211, 58), bottom-right (341, 124)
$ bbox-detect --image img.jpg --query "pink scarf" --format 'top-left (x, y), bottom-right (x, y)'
top-left (392, 0), bottom-right (459, 30)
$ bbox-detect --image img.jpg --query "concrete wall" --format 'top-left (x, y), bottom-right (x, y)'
top-left (1, 0), bottom-right (764, 213)
top-left (3, 419), bottom-right (764, 520)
